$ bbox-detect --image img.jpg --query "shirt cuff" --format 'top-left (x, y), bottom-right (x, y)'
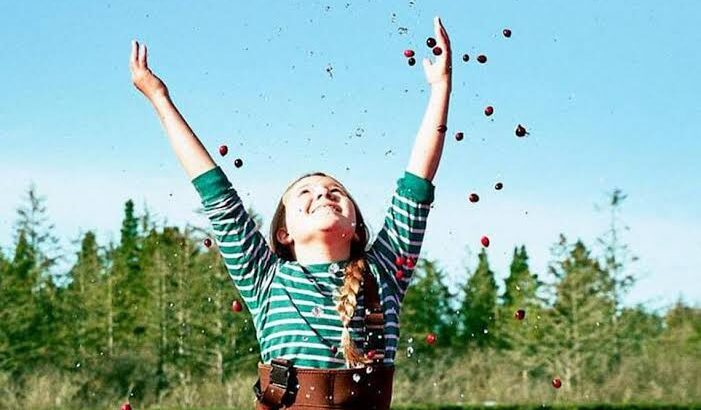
top-left (191, 166), bottom-right (233, 203)
top-left (397, 171), bottom-right (435, 203)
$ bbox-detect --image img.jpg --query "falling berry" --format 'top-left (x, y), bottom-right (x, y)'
top-left (515, 124), bottom-right (528, 137)
top-left (231, 300), bottom-right (243, 313)
top-left (514, 309), bottom-right (526, 320)
top-left (219, 145), bottom-right (228, 156)
top-left (404, 49), bottom-right (415, 58)
top-left (477, 54), bottom-right (487, 64)
top-left (552, 378), bottom-right (562, 389)
top-left (437, 125), bottom-right (447, 133)
top-left (395, 256), bottom-right (406, 267)
top-left (481, 236), bottom-right (490, 247)
top-left (203, 238), bottom-right (212, 248)
top-left (484, 106), bottom-right (494, 116)
top-left (426, 37), bottom-right (437, 48)
top-left (405, 257), bottom-right (416, 269)
top-left (425, 333), bottom-right (436, 345)
top-left (455, 132), bottom-right (464, 141)
top-left (432, 46), bottom-right (442, 56)
top-left (395, 270), bottom-right (404, 280)
top-left (469, 193), bottom-right (480, 203)
top-left (462, 53), bottom-right (469, 62)
top-left (234, 158), bottom-right (244, 168)
top-left (330, 345), bottom-right (338, 354)
top-left (121, 404), bottom-right (132, 410)
top-left (407, 57), bottom-right (416, 66)
top-left (503, 28), bottom-right (512, 38)
top-left (366, 349), bottom-right (377, 359)
top-left (495, 182), bottom-right (503, 190)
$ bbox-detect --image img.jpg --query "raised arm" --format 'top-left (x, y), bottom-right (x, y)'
top-left (129, 40), bottom-right (216, 180)
top-left (406, 16), bottom-right (452, 183)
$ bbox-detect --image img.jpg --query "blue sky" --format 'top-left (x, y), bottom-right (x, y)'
top-left (1, 1), bottom-right (699, 310)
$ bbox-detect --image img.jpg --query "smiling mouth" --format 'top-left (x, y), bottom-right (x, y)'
top-left (311, 205), bottom-right (342, 214)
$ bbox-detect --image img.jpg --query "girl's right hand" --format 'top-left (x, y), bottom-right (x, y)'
top-left (129, 40), bottom-right (168, 100)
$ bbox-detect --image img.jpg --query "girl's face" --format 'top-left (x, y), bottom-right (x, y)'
top-left (279, 175), bottom-right (358, 247)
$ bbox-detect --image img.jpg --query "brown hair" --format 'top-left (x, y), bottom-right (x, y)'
top-left (269, 172), bottom-right (373, 367)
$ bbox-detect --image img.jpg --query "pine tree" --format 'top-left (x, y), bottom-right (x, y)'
top-left (458, 248), bottom-right (498, 348)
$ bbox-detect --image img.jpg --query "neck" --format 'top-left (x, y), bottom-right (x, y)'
top-left (293, 241), bottom-right (352, 265)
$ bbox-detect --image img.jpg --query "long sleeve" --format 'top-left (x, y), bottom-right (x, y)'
top-left (191, 166), bottom-right (278, 313)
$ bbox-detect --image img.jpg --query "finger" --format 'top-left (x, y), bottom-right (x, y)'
top-left (138, 42), bottom-right (147, 68)
top-left (437, 17), bottom-right (451, 49)
top-left (130, 40), bottom-right (138, 68)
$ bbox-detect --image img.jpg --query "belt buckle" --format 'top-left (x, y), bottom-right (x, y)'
top-left (270, 358), bottom-right (292, 389)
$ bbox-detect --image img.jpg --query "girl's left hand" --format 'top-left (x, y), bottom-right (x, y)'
top-left (423, 16), bottom-right (452, 91)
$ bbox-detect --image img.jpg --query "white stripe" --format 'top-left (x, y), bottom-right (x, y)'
top-left (261, 342), bottom-right (331, 357)
top-left (276, 354), bottom-right (346, 365)
top-left (394, 192), bottom-right (431, 210)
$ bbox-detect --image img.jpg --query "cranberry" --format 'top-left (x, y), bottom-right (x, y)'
top-left (552, 378), bottom-right (562, 389)
top-left (425, 333), bottom-right (436, 345)
top-left (469, 193), bottom-right (479, 203)
top-left (404, 49), bottom-right (415, 58)
top-left (462, 53), bottom-right (469, 62)
top-left (514, 309), bottom-right (525, 320)
top-left (219, 145), bottom-right (228, 156)
top-left (366, 349), bottom-right (376, 359)
top-left (515, 124), bottom-right (527, 137)
top-left (234, 158), bottom-right (244, 168)
top-left (503, 28), bottom-right (512, 38)
top-left (481, 236), bottom-right (490, 247)
top-left (426, 37), bottom-right (437, 48)
top-left (437, 125), bottom-right (447, 133)
top-left (405, 257), bottom-right (415, 269)
top-left (432, 46), bottom-right (442, 56)
top-left (203, 238), bottom-right (212, 248)
top-left (395, 256), bottom-right (406, 266)
top-left (395, 270), bottom-right (404, 280)
top-left (495, 182), bottom-right (503, 190)
top-left (330, 345), bottom-right (338, 354)
top-left (484, 106), bottom-right (494, 116)
top-left (455, 132), bottom-right (464, 141)
top-left (121, 404), bottom-right (132, 410)
top-left (477, 54), bottom-right (487, 64)
top-left (231, 300), bottom-right (243, 313)
top-left (407, 57), bottom-right (416, 66)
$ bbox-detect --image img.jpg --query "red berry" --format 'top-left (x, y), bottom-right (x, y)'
top-left (407, 57), bottom-right (416, 66)
top-left (481, 236), bottom-right (490, 247)
top-left (219, 145), bottom-right (228, 156)
top-left (395, 256), bottom-right (406, 266)
top-left (404, 49), bottom-right (415, 58)
top-left (503, 28), bottom-right (512, 38)
top-left (514, 309), bottom-right (526, 320)
top-left (437, 125), bottom-right (447, 133)
top-left (425, 333), bottom-right (436, 345)
top-left (234, 158), bottom-right (244, 168)
top-left (495, 182), bottom-right (503, 190)
top-left (432, 46), bottom-right (442, 56)
top-left (405, 257), bottom-right (415, 269)
top-left (395, 270), bottom-right (404, 280)
top-left (477, 54), bottom-right (487, 64)
top-left (462, 54), bottom-right (469, 62)
top-left (121, 404), bottom-right (132, 410)
top-left (469, 193), bottom-right (479, 203)
top-left (426, 37), bottom-right (437, 48)
top-left (552, 378), bottom-right (562, 389)
top-left (455, 132), bottom-right (464, 141)
top-left (367, 349), bottom-right (376, 359)
top-left (515, 124), bottom-right (527, 137)
top-left (231, 300), bottom-right (243, 313)
top-left (330, 345), bottom-right (338, 354)
top-left (203, 238), bottom-right (212, 248)
top-left (484, 106), bottom-right (494, 116)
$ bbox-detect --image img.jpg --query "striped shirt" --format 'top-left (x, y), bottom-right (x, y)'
top-left (192, 166), bottom-right (434, 369)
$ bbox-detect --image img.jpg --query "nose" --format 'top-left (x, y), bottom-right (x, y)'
top-left (314, 186), bottom-right (332, 200)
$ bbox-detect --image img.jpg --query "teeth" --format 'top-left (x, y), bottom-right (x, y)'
top-left (314, 205), bottom-right (339, 214)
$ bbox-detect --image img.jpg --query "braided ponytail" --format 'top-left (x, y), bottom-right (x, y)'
top-left (335, 257), bottom-right (372, 368)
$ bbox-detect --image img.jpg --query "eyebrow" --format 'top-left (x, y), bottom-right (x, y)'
top-left (295, 182), bottom-right (345, 192)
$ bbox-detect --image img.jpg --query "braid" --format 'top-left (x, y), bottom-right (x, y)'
top-left (335, 257), bottom-right (372, 368)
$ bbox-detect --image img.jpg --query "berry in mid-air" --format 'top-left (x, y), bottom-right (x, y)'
top-left (426, 37), bottom-right (437, 48)
top-left (432, 46), bottom-right (442, 56)
top-left (495, 182), bottom-right (503, 190)
top-left (481, 236), bottom-right (490, 247)
top-left (219, 145), bottom-right (228, 156)
top-left (462, 53), bottom-right (469, 62)
top-left (234, 158), bottom-right (244, 168)
top-left (484, 106), bottom-right (494, 116)
top-left (455, 132), bottom-right (464, 141)
top-left (469, 193), bottom-right (479, 203)
top-left (514, 309), bottom-right (526, 320)
top-left (395, 256), bottom-right (406, 266)
top-left (477, 54), bottom-right (487, 63)
top-left (503, 28), bottom-right (512, 38)
top-left (515, 124), bottom-right (528, 137)
top-left (203, 238), bottom-right (212, 248)
top-left (121, 403), bottom-right (132, 410)
top-left (426, 333), bottom-right (436, 345)
top-left (231, 300), bottom-right (243, 312)
top-left (552, 378), bottom-right (562, 389)
top-left (404, 49), bottom-right (415, 58)
top-left (408, 57), bottom-right (416, 66)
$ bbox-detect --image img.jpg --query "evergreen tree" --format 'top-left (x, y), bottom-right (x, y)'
top-left (458, 248), bottom-right (498, 347)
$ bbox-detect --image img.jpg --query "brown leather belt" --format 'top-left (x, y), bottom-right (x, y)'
top-left (254, 359), bottom-right (394, 410)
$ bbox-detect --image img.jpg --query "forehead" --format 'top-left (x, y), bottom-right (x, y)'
top-left (284, 175), bottom-right (344, 200)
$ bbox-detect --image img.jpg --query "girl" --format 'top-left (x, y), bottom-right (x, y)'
top-left (130, 16), bottom-right (452, 410)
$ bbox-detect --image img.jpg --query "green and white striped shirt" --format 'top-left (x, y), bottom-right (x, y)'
top-left (192, 166), bottom-right (434, 369)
